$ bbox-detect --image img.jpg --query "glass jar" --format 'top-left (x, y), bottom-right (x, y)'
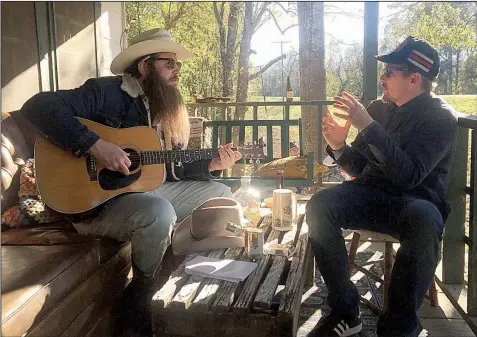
top-left (232, 176), bottom-right (261, 226)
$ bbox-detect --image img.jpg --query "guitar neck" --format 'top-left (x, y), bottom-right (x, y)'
top-left (140, 148), bottom-right (236, 165)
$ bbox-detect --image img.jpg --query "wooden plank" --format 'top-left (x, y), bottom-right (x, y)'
top-left (253, 256), bottom-right (287, 310)
top-left (169, 250), bottom-right (225, 310)
top-left (277, 234), bottom-right (309, 335)
top-left (278, 234), bottom-right (309, 315)
top-left (212, 125), bottom-right (219, 149)
top-left (469, 130), bottom-right (477, 315)
top-left (151, 254), bottom-right (199, 309)
top-left (363, 2), bottom-right (379, 106)
top-left (158, 309), bottom-right (279, 337)
top-left (420, 318), bottom-right (475, 337)
top-left (281, 124), bottom-right (289, 158)
top-left (190, 248), bottom-right (240, 312)
top-left (292, 214), bottom-right (305, 246)
top-left (253, 105), bottom-right (258, 143)
top-left (225, 125), bottom-right (232, 144)
top-left (443, 126), bottom-right (468, 283)
top-left (266, 126), bottom-right (273, 161)
top-left (233, 255), bottom-right (272, 316)
top-left (239, 125), bottom-right (245, 145)
top-left (211, 247), bottom-right (246, 313)
top-left (232, 219), bottom-right (284, 316)
top-left (254, 214), bottom-right (307, 311)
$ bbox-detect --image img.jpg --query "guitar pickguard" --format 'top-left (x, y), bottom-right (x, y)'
top-left (98, 169), bottom-right (141, 190)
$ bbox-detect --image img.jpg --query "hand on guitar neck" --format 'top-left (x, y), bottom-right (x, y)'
top-left (208, 143), bottom-right (243, 172)
top-left (89, 139), bottom-right (131, 175)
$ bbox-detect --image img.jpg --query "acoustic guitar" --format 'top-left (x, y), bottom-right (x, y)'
top-left (34, 118), bottom-right (265, 214)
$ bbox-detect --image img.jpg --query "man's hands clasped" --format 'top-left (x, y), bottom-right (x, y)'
top-left (323, 91), bottom-right (375, 151)
top-left (333, 91), bottom-right (374, 131)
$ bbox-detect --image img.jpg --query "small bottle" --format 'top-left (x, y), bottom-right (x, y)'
top-left (286, 76), bottom-right (293, 102)
top-left (232, 176), bottom-right (261, 226)
top-left (276, 170), bottom-right (284, 189)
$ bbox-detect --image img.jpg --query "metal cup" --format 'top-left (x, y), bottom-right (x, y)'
top-left (245, 227), bottom-right (265, 260)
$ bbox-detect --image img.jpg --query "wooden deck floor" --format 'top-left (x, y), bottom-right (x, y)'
top-left (330, 232), bottom-right (477, 337)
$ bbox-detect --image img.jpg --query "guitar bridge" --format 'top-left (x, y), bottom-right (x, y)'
top-left (86, 155), bottom-right (97, 181)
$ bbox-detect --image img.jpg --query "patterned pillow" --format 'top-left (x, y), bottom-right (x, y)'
top-left (252, 156), bottom-right (328, 179)
top-left (1, 159), bottom-right (64, 230)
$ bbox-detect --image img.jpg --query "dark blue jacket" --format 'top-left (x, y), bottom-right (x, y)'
top-left (327, 92), bottom-right (458, 221)
top-left (20, 76), bottom-right (217, 181)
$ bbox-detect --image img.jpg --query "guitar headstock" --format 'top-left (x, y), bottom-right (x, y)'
top-left (236, 142), bottom-right (267, 161)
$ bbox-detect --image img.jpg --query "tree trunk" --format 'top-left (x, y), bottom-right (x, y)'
top-left (213, 2), bottom-right (241, 120)
top-left (223, 2), bottom-right (240, 99)
top-left (297, 2), bottom-right (327, 164)
top-left (456, 49), bottom-right (460, 94)
top-left (448, 49), bottom-right (453, 94)
top-left (235, 2), bottom-right (254, 121)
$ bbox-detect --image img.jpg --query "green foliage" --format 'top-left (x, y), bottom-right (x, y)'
top-left (383, 2), bottom-right (477, 95)
top-left (390, 3), bottom-right (476, 49)
top-left (125, 2), bottom-right (223, 100)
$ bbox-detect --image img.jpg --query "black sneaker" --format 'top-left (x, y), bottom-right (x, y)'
top-left (308, 311), bottom-right (362, 337)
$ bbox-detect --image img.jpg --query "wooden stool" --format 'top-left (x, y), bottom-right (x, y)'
top-left (348, 230), bottom-right (439, 314)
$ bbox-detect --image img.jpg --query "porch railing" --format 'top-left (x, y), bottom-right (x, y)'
top-left (186, 101), bottom-right (334, 187)
top-left (440, 113), bottom-right (477, 333)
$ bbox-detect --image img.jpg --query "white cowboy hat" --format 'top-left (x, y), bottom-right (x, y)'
top-left (110, 28), bottom-right (195, 75)
top-left (172, 197), bottom-right (246, 255)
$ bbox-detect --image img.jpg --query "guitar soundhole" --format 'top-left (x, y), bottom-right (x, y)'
top-left (98, 148), bottom-right (141, 190)
top-left (124, 148), bottom-right (140, 171)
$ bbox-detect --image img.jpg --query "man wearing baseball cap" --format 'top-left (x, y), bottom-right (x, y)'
top-left (306, 36), bottom-right (458, 336)
top-left (20, 28), bottom-right (241, 336)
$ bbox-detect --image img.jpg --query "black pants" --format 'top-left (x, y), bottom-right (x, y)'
top-left (305, 181), bottom-right (443, 336)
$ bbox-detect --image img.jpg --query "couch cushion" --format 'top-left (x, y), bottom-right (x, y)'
top-left (1, 111), bottom-right (38, 212)
top-left (1, 242), bottom-right (100, 337)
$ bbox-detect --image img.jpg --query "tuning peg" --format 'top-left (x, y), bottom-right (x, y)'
top-left (255, 159), bottom-right (260, 164)
top-left (249, 158), bottom-right (253, 164)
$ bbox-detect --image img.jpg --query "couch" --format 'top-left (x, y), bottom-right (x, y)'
top-left (1, 110), bottom-right (133, 337)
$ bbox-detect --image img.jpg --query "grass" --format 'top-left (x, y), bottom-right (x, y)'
top-left (440, 95), bottom-right (477, 115)
top-left (245, 95), bottom-right (476, 145)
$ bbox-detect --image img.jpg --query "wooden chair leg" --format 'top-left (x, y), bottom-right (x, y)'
top-left (429, 276), bottom-right (439, 307)
top-left (383, 241), bottom-right (394, 311)
top-left (348, 232), bottom-right (361, 273)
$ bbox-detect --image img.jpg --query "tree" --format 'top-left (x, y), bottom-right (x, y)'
top-left (297, 2), bottom-right (327, 164)
top-left (235, 2), bottom-right (281, 120)
top-left (383, 2), bottom-right (477, 94)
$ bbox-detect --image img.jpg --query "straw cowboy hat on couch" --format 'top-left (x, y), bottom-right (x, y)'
top-left (110, 28), bottom-right (195, 75)
top-left (172, 197), bottom-right (246, 255)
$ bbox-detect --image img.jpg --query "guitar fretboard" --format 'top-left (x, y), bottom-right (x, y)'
top-left (140, 149), bottom-right (225, 165)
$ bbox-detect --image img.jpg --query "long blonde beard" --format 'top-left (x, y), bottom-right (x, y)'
top-left (158, 107), bottom-right (190, 149)
top-left (143, 64), bottom-right (190, 149)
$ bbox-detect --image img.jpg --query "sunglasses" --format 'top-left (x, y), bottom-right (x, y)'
top-left (383, 66), bottom-right (409, 78)
top-left (145, 55), bottom-right (182, 70)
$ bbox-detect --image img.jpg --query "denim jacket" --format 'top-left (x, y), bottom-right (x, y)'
top-left (20, 76), bottom-right (218, 181)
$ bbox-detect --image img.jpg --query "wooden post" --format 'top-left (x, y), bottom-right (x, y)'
top-left (363, 2), bottom-right (379, 107)
top-left (469, 130), bottom-right (477, 315)
top-left (443, 126), bottom-right (468, 284)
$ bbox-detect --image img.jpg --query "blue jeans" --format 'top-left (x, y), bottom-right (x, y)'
top-left (73, 180), bottom-right (232, 278)
top-left (305, 181), bottom-right (443, 337)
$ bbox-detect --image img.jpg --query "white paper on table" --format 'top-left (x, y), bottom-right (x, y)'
top-left (185, 256), bottom-right (257, 282)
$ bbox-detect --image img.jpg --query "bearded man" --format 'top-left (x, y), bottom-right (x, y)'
top-left (20, 28), bottom-right (241, 336)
